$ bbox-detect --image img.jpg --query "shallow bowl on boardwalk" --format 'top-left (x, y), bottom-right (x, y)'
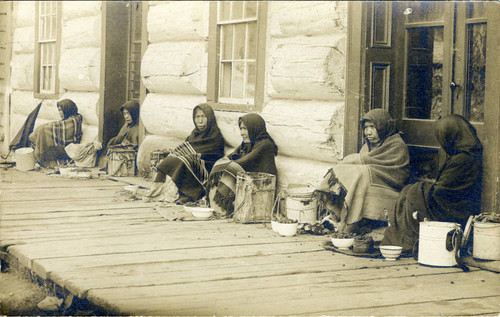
top-left (331, 238), bottom-right (354, 250)
top-left (379, 245), bottom-right (403, 261)
top-left (184, 206), bottom-right (214, 219)
top-left (277, 222), bottom-right (298, 237)
top-left (124, 185), bottom-right (139, 195)
top-left (271, 220), bottom-right (279, 233)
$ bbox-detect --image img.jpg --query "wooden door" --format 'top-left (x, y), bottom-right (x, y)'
top-left (393, 2), bottom-right (498, 212)
top-left (346, 1), bottom-right (499, 213)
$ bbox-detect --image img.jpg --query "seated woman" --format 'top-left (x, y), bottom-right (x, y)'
top-left (30, 99), bottom-right (83, 167)
top-left (318, 109), bottom-right (410, 233)
top-left (208, 113), bottom-right (278, 216)
top-left (107, 101), bottom-right (141, 149)
top-left (144, 103), bottom-right (225, 204)
top-left (381, 114), bottom-right (482, 253)
top-left (104, 101), bottom-right (141, 174)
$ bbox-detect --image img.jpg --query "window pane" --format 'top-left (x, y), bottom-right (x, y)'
top-left (43, 44), bottom-right (48, 64)
top-left (406, 2), bottom-right (445, 24)
top-left (247, 21), bottom-right (257, 59)
top-left (246, 62), bottom-right (256, 98)
top-left (231, 2), bottom-right (243, 20)
top-left (219, 2), bottom-right (230, 22)
top-left (467, 2), bottom-right (487, 19)
top-left (466, 23), bottom-right (486, 122)
top-left (220, 62), bottom-right (232, 98)
top-left (48, 43), bottom-right (53, 64)
top-left (244, 2), bottom-right (257, 19)
top-left (51, 15), bottom-right (57, 39)
top-left (233, 23), bottom-right (246, 60)
top-left (44, 66), bottom-right (49, 90)
top-left (133, 2), bottom-right (142, 39)
top-left (232, 62), bottom-right (244, 98)
top-left (405, 27), bottom-right (443, 120)
top-left (40, 1), bottom-right (46, 15)
top-left (221, 25), bottom-right (233, 60)
top-left (43, 15), bottom-right (47, 39)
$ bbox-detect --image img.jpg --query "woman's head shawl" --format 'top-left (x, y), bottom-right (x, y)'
top-left (435, 114), bottom-right (482, 156)
top-left (238, 113), bottom-right (278, 156)
top-left (361, 109), bottom-right (398, 149)
top-left (120, 101), bottom-right (140, 127)
top-left (186, 103), bottom-right (225, 156)
top-left (57, 99), bottom-right (79, 120)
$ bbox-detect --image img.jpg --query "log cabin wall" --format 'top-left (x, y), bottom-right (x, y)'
top-left (138, 1), bottom-right (348, 187)
top-left (9, 1), bottom-right (101, 148)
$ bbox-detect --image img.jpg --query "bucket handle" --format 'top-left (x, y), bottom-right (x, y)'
top-left (446, 227), bottom-right (469, 272)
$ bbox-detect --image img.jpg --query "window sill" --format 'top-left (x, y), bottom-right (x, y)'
top-left (208, 101), bottom-right (261, 112)
top-left (34, 92), bottom-right (59, 100)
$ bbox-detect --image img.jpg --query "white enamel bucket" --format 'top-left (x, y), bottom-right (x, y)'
top-left (418, 221), bottom-right (462, 267)
top-left (15, 147), bottom-right (35, 171)
top-left (285, 184), bottom-right (318, 224)
top-left (473, 222), bottom-right (500, 260)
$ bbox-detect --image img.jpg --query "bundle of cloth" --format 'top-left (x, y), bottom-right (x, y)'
top-left (318, 109), bottom-right (410, 231)
top-left (144, 103), bottom-right (225, 204)
top-left (30, 99), bottom-right (83, 167)
top-left (208, 113), bottom-right (278, 216)
top-left (381, 114), bottom-right (482, 252)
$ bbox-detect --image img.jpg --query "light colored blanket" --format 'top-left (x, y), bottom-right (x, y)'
top-left (329, 133), bottom-right (409, 224)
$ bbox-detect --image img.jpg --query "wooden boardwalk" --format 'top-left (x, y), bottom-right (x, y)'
top-left (1, 169), bottom-right (499, 316)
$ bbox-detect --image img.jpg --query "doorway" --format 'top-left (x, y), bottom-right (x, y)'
top-left (99, 0), bottom-right (145, 149)
top-left (346, 1), bottom-right (500, 213)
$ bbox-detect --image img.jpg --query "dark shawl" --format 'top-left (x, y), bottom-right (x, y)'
top-left (10, 101), bottom-right (42, 151)
top-left (209, 113), bottom-right (278, 214)
top-left (156, 103), bottom-right (225, 201)
top-left (32, 99), bottom-right (83, 166)
top-left (107, 101), bottom-right (141, 148)
top-left (382, 114), bottom-right (483, 251)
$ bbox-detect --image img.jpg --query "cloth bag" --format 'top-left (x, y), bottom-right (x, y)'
top-left (65, 141), bottom-right (102, 167)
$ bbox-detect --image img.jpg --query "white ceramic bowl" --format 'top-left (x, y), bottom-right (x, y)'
top-left (184, 206), bottom-right (214, 219)
top-left (59, 167), bottom-right (70, 176)
top-left (331, 238), bottom-right (355, 250)
top-left (124, 185), bottom-right (139, 195)
top-left (379, 245), bottom-right (403, 261)
top-left (277, 222), bottom-right (298, 237)
top-left (67, 168), bottom-right (79, 178)
top-left (77, 171), bottom-right (92, 179)
top-left (271, 220), bottom-right (279, 233)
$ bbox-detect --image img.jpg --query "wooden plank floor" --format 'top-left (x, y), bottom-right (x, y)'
top-left (1, 169), bottom-right (499, 316)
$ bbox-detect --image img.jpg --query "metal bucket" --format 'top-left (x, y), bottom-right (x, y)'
top-left (418, 221), bottom-right (461, 267)
top-left (285, 184), bottom-right (317, 224)
top-left (15, 147), bottom-right (35, 171)
top-left (473, 222), bottom-right (500, 260)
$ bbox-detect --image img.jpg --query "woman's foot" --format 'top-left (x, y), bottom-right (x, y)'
top-left (174, 194), bottom-right (192, 205)
top-left (142, 182), bottom-right (164, 202)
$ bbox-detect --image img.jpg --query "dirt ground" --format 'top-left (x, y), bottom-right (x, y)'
top-left (0, 262), bottom-right (109, 316)
top-left (0, 264), bottom-right (51, 316)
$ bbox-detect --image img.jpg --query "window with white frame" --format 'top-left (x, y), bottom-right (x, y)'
top-left (207, 1), bottom-right (267, 110)
top-left (35, 1), bottom-right (60, 97)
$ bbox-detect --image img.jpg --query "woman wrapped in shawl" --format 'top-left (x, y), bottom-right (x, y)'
top-left (30, 99), bottom-right (83, 167)
top-left (107, 101), bottom-right (141, 149)
top-left (318, 109), bottom-right (409, 233)
top-left (208, 113), bottom-right (278, 216)
top-left (381, 114), bottom-right (482, 252)
top-left (143, 103), bottom-right (225, 204)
